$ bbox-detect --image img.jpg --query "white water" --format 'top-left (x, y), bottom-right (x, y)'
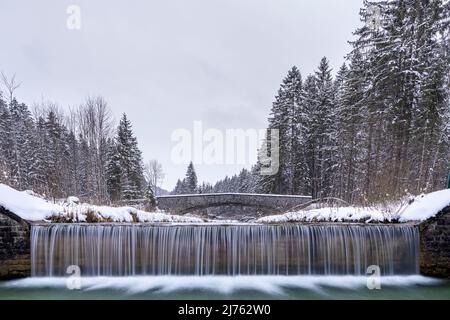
top-left (3, 275), bottom-right (440, 295)
top-left (31, 224), bottom-right (419, 276)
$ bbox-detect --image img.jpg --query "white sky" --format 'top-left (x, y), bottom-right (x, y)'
top-left (0, 0), bottom-right (364, 190)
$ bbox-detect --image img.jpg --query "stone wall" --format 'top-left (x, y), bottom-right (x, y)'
top-left (1, 197), bottom-right (448, 279)
top-left (0, 207), bottom-right (31, 280)
top-left (419, 205), bottom-right (450, 278)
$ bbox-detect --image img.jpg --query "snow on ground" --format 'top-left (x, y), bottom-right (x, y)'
top-left (0, 184), bottom-right (63, 221)
top-left (256, 206), bottom-right (387, 224)
top-left (257, 189), bottom-right (450, 224)
top-left (60, 202), bottom-right (204, 223)
top-left (1, 183), bottom-right (449, 224)
top-left (0, 183), bottom-right (203, 223)
top-left (400, 189), bottom-right (450, 222)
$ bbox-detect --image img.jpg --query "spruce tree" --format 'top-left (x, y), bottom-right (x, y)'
top-left (260, 66), bottom-right (303, 194)
top-left (301, 75), bottom-right (319, 198)
top-left (336, 51), bottom-right (367, 202)
top-left (172, 179), bottom-right (184, 194)
top-left (0, 93), bottom-right (11, 184)
top-left (183, 161), bottom-right (198, 194)
top-left (9, 100), bottom-right (38, 190)
top-left (107, 113), bottom-right (145, 201)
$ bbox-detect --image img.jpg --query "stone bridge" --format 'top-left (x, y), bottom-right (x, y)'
top-left (156, 193), bottom-right (312, 220)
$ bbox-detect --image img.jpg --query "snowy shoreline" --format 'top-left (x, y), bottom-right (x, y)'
top-left (1, 183), bottom-right (449, 224)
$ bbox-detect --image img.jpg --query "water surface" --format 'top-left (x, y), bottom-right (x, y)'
top-left (1, 276), bottom-right (449, 300)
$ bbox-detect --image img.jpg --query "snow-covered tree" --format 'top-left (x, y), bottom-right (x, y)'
top-left (259, 66), bottom-right (303, 194)
top-left (106, 113), bottom-right (145, 201)
top-left (336, 51), bottom-right (367, 202)
top-left (183, 162), bottom-right (198, 194)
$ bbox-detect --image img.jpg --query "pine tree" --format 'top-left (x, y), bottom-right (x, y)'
top-left (144, 183), bottom-right (156, 209)
top-left (65, 131), bottom-right (79, 196)
top-left (260, 66), bottom-right (303, 194)
top-left (9, 99), bottom-right (37, 190)
top-left (32, 117), bottom-right (48, 195)
top-left (76, 134), bottom-right (93, 198)
top-left (43, 110), bottom-right (71, 198)
top-left (349, 0), bottom-right (450, 201)
top-left (198, 182), bottom-right (213, 194)
top-left (172, 179), bottom-right (184, 194)
top-left (0, 93), bottom-right (11, 184)
top-left (183, 161), bottom-right (198, 194)
top-left (105, 140), bottom-right (122, 201)
top-left (302, 75), bottom-right (319, 198)
top-left (336, 51), bottom-right (367, 202)
top-left (237, 168), bottom-right (251, 193)
top-left (412, 0), bottom-right (450, 192)
top-left (106, 114), bottom-right (145, 201)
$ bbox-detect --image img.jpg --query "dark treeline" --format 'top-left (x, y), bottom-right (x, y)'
top-left (171, 164), bottom-right (255, 195)
top-left (0, 94), bottom-right (150, 204)
top-left (173, 162), bottom-right (199, 194)
top-left (181, 0), bottom-right (450, 203)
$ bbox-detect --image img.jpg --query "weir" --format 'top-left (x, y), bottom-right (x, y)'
top-left (30, 224), bottom-right (419, 276)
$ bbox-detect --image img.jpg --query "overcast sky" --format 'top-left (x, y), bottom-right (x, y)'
top-left (0, 0), bottom-right (364, 190)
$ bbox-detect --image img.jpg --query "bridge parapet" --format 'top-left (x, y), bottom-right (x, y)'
top-left (156, 193), bottom-right (312, 219)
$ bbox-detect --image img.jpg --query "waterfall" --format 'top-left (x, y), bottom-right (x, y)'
top-left (31, 224), bottom-right (419, 276)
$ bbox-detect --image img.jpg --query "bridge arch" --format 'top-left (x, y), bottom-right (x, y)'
top-left (156, 193), bottom-right (312, 219)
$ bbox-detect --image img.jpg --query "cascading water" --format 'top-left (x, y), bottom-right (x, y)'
top-left (30, 224), bottom-right (419, 277)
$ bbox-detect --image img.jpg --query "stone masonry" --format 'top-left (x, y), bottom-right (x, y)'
top-left (419, 205), bottom-right (450, 278)
top-left (1, 196), bottom-right (449, 279)
top-left (156, 193), bottom-right (312, 218)
top-left (0, 206), bottom-right (31, 280)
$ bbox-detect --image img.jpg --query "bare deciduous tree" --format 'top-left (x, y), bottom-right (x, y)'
top-left (144, 160), bottom-right (165, 195)
top-left (1, 72), bottom-right (21, 104)
top-left (77, 96), bottom-right (114, 202)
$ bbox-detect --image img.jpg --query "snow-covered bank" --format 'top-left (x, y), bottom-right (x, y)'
top-left (398, 189), bottom-right (450, 222)
top-left (257, 189), bottom-right (450, 224)
top-left (58, 202), bottom-right (204, 223)
top-left (0, 184), bottom-right (61, 221)
top-left (0, 184), bottom-right (202, 223)
top-left (1, 183), bottom-right (449, 224)
top-left (256, 207), bottom-right (386, 224)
